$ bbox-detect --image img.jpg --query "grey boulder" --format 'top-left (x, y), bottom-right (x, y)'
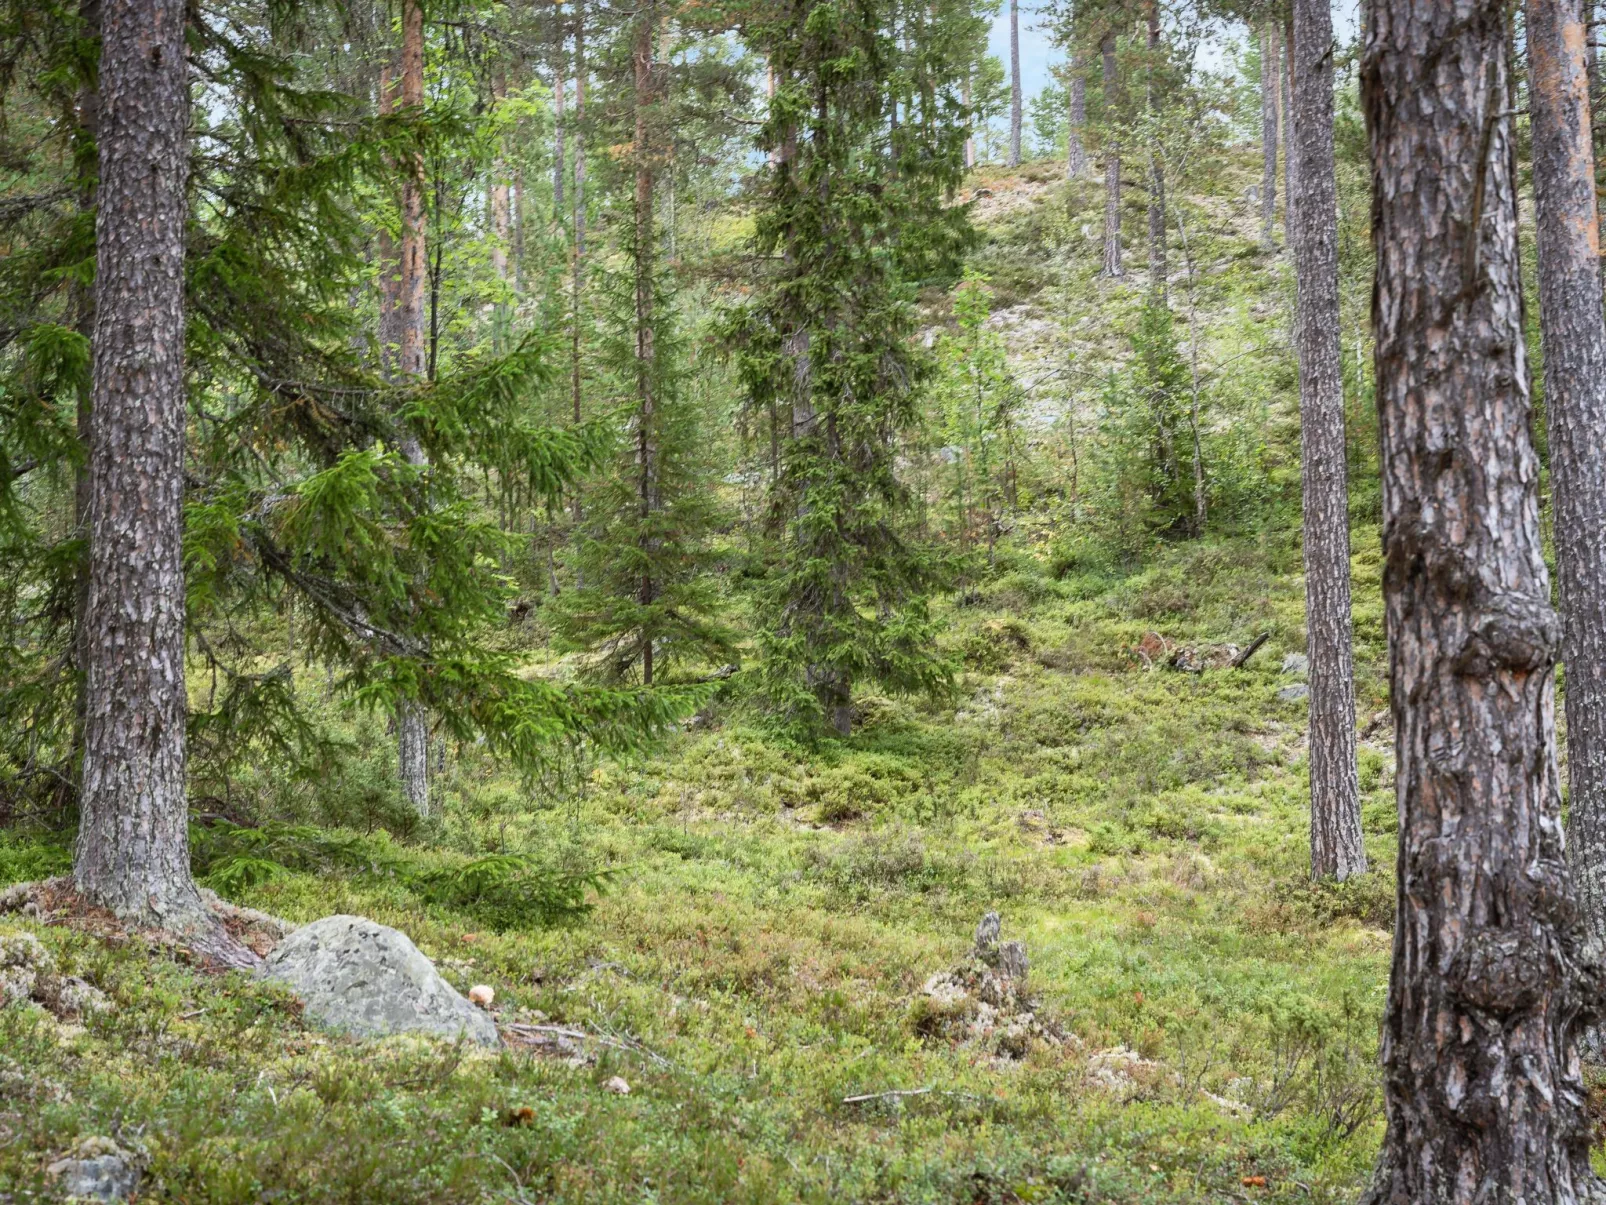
top-left (265, 914), bottom-right (498, 1046)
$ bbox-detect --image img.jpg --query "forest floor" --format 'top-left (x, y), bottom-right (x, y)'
top-left (0, 534), bottom-right (1406, 1204)
top-left (2, 158), bottom-right (1422, 1203)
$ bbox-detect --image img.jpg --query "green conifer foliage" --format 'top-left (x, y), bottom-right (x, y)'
top-left (730, 0), bottom-right (974, 736)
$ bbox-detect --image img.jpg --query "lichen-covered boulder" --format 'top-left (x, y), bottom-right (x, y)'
top-left (265, 915), bottom-right (498, 1046)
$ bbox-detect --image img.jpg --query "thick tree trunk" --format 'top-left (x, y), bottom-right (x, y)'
top-left (1528, 0), bottom-right (1606, 1010)
top-left (1359, 0), bottom-right (1603, 1191)
top-left (1008, 0), bottom-right (1022, 166)
top-left (74, 0), bottom-right (207, 927)
top-left (1067, 55), bottom-right (1087, 178)
top-left (633, 3), bottom-right (658, 688)
top-left (396, 0), bottom-right (429, 817)
top-left (1101, 31), bottom-right (1122, 277)
top-left (1145, 1), bottom-right (1166, 302)
top-left (1290, 0), bottom-right (1364, 881)
top-left (1260, 22), bottom-right (1279, 249)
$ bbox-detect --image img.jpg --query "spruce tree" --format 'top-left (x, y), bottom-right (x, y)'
top-left (732, 0), bottom-right (971, 736)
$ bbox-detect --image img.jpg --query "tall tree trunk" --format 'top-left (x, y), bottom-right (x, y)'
top-left (553, 70), bottom-right (566, 216)
top-left (1067, 54), bottom-right (1087, 178)
top-left (1359, 0), bottom-right (1603, 1189)
top-left (633, 2), bottom-right (657, 687)
top-left (1008, 0), bottom-right (1022, 166)
top-left (489, 70), bottom-right (512, 351)
top-left (1282, 17), bottom-right (1295, 238)
top-left (75, 0), bottom-right (207, 928)
top-left (963, 73), bottom-right (975, 169)
top-left (571, 0), bottom-right (587, 433)
top-left (1100, 31), bottom-right (1122, 277)
top-left (1145, 1), bottom-right (1166, 302)
top-left (1528, 0), bottom-right (1606, 1024)
top-left (1259, 22), bottom-right (1279, 249)
top-left (395, 0), bottom-right (429, 818)
top-left (1290, 0), bottom-right (1364, 881)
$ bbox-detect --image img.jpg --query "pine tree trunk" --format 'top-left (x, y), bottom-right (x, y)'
top-left (489, 70), bottom-right (512, 350)
top-left (1067, 54), bottom-right (1087, 178)
top-left (633, 2), bottom-right (658, 688)
top-left (963, 73), bottom-right (975, 169)
top-left (1260, 22), bottom-right (1279, 249)
top-left (1528, 0), bottom-right (1606, 1017)
top-left (1359, 0), bottom-right (1603, 1189)
top-left (74, 0), bottom-right (207, 927)
top-left (571, 0), bottom-right (587, 434)
top-left (1282, 18), bottom-right (1295, 238)
top-left (1145, 1), bottom-right (1166, 303)
top-left (1008, 0), bottom-right (1022, 166)
top-left (553, 66), bottom-right (566, 216)
top-left (396, 0), bottom-right (429, 818)
top-left (1101, 31), bottom-right (1122, 277)
top-left (1290, 0), bottom-right (1364, 882)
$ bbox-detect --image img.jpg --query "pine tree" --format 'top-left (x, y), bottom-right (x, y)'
top-left (1526, 0), bottom-right (1606, 999)
top-left (1361, 0), bottom-right (1601, 1188)
top-left (1289, 0), bottom-right (1364, 881)
top-left (72, 0), bottom-right (236, 952)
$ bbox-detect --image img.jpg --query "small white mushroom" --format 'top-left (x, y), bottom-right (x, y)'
top-left (468, 984), bottom-right (495, 1009)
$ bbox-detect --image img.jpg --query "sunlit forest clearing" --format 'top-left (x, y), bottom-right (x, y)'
top-left (6, 0), bottom-right (1606, 1197)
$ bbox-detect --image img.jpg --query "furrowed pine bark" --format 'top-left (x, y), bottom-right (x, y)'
top-left (1290, 0), bottom-right (1364, 881)
top-left (1008, 0), bottom-right (1022, 166)
top-left (1527, 0), bottom-right (1606, 1010)
top-left (74, 0), bottom-right (208, 927)
top-left (1260, 22), bottom-right (1279, 249)
top-left (1067, 54), bottom-right (1087, 178)
top-left (395, 0), bottom-right (429, 817)
top-left (1359, 0), bottom-right (1603, 1191)
top-left (1145, 0), bottom-right (1166, 303)
top-left (1100, 30), bottom-right (1122, 276)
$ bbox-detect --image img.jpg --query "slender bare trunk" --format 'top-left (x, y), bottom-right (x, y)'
top-left (1259, 22), bottom-right (1279, 249)
top-left (1008, 0), bottom-right (1022, 166)
top-left (489, 70), bottom-right (512, 350)
top-left (964, 73), bottom-right (975, 169)
top-left (1290, 0), bottom-right (1364, 881)
top-left (1067, 54), bottom-right (1087, 178)
top-left (553, 70), bottom-right (566, 216)
top-left (75, 0), bottom-right (208, 928)
top-left (571, 0), bottom-right (587, 433)
top-left (1101, 31), bottom-right (1123, 277)
top-left (1359, 0), bottom-right (1603, 1188)
top-left (396, 0), bottom-right (429, 817)
top-left (1145, 1), bottom-right (1166, 303)
top-left (1528, 0), bottom-right (1606, 1025)
top-left (1282, 17), bottom-right (1295, 238)
top-left (633, 2), bottom-right (658, 687)
top-left (1174, 204), bottom-right (1206, 533)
